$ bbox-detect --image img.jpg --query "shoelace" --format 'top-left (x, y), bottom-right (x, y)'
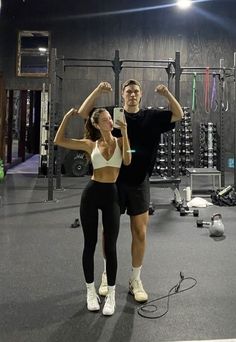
top-left (88, 291), bottom-right (99, 303)
top-left (133, 279), bottom-right (143, 288)
top-left (106, 293), bottom-right (115, 306)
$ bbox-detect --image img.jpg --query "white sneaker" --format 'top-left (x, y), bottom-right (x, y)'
top-left (87, 287), bottom-right (100, 311)
top-left (98, 272), bottom-right (108, 296)
top-left (129, 279), bottom-right (148, 302)
top-left (102, 291), bottom-right (116, 316)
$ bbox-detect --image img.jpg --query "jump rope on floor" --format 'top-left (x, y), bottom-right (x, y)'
top-left (137, 272), bottom-right (197, 319)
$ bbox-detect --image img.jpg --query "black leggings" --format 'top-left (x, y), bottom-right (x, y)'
top-left (80, 180), bottom-right (120, 286)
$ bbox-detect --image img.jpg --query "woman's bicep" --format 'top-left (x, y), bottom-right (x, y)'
top-left (56, 138), bottom-right (93, 154)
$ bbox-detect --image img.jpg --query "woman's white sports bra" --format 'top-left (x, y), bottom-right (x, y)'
top-left (91, 138), bottom-right (122, 170)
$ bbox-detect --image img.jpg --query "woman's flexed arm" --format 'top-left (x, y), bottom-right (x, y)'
top-left (76, 82), bottom-right (112, 119)
top-left (54, 109), bottom-right (93, 154)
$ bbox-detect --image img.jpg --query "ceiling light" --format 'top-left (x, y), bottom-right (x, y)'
top-left (176, 0), bottom-right (192, 9)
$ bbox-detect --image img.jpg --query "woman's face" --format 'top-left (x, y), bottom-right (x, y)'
top-left (97, 110), bottom-right (113, 131)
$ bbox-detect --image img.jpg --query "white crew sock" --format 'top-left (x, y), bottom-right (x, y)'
top-left (130, 266), bottom-right (142, 281)
top-left (103, 259), bottom-right (107, 274)
top-left (86, 282), bottom-right (96, 290)
top-left (108, 285), bottom-right (116, 293)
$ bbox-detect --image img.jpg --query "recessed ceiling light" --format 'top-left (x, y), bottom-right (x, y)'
top-left (177, 0), bottom-right (192, 9)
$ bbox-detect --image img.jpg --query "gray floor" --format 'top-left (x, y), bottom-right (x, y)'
top-left (1, 162), bottom-right (236, 342)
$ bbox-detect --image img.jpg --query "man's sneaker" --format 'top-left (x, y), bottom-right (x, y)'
top-left (129, 279), bottom-right (148, 302)
top-left (98, 272), bottom-right (108, 296)
top-left (87, 287), bottom-right (100, 311)
top-left (102, 291), bottom-right (116, 316)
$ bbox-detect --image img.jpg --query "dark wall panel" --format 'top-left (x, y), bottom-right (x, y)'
top-left (1, 1), bottom-right (236, 157)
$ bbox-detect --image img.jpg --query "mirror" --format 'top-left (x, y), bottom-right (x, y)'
top-left (17, 31), bottom-right (50, 77)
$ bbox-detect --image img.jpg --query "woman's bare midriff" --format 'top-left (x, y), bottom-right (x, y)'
top-left (91, 167), bottom-right (120, 183)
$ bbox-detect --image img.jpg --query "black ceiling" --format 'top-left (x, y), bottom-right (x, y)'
top-left (1, 0), bottom-right (236, 23)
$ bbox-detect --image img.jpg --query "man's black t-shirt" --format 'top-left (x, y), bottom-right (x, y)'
top-left (110, 107), bottom-right (175, 185)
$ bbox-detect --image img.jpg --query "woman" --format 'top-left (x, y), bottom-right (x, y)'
top-left (54, 107), bottom-right (131, 316)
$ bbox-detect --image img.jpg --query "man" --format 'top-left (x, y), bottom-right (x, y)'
top-left (76, 79), bottom-right (183, 302)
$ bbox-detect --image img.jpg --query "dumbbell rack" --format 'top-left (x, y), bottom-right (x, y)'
top-left (199, 122), bottom-right (217, 168)
top-left (153, 108), bottom-right (194, 177)
top-left (178, 109), bottom-right (194, 175)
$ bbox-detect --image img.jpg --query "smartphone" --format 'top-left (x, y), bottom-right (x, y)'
top-left (113, 107), bottom-right (124, 128)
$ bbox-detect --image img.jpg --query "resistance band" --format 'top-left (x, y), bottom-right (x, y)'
top-left (222, 77), bottom-right (229, 112)
top-left (191, 72), bottom-right (197, 112)
top-left (210, 72), bottom-right (218, 112)
top-left (204, 67), bottom-right (210, 113)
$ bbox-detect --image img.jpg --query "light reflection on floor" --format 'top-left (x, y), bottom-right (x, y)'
top-left (6, 154), bottom-right (39, 174)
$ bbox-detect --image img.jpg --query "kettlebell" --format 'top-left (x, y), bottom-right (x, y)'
top-left (209, 213), bottom-right (225, 237)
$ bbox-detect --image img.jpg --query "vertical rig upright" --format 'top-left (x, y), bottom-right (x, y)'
top-left (47, 48), bottom-right (57, 201)
top-left (55, 56), bottom-right (64, 191)
top-left (112, 50), bottom-right (123, 106)
top-left (166, 60), bottom-right (175, 177)
top-left (219, 59), bottom-right (225, 187)
top-left (234, 52), bottom-right (236, 189)
top-left (174, 51), bottom-right (182, 178)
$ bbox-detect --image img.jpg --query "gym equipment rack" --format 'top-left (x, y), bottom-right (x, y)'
top-left (46, 50), bottom-right (236, 201)
top-left (47, 49), bottom-right (181, 201)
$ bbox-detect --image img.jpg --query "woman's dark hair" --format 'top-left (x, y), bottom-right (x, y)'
top-left (84, 107), bottom-right (107, 141)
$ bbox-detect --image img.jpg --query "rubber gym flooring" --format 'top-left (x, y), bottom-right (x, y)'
top-left (0, 157), bottom-right (236, 342)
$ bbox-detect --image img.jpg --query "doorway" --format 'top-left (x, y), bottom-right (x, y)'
top-left (5, 89), bottom-right (41, 172)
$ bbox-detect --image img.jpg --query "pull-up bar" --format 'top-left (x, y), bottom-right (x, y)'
top-left (61, 57), bottom-right (112, 62)
top-left (61, 50), bottom-right (175, 106)
top-left (181, 72), bottom-right (221, 75)
top-left (181, 66), bottom-right (233, 71)
top-left (64, 64), bottom-right (111, 69)
top-left (122, 58), bottom-right (174, 63)
top-left (122, 65), bottom-right (172, 69)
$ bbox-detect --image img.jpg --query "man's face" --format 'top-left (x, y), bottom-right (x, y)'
top-left (122, 84), bottom-right (142, 108)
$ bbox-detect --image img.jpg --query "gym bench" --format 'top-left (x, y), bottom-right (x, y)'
top-left (149, 176), bottom-right (181, 189)
top-left (149, 176), bottom-right (182, 213)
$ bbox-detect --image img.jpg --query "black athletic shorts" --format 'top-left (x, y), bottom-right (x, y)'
top-left (117, 175), bottom-right (150, 216)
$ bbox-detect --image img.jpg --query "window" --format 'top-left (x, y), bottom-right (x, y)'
top-left (17, 31), bottom-right (50, 77)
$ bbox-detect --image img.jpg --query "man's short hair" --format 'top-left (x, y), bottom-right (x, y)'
top-left (122, 79), bottom-right (142, 92)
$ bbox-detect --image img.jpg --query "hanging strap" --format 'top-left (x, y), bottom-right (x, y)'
top-left (191, 72), bottom-right (197, 112)
top-left (204, 67), bottom-right (210, 113)
top-left (210, 72), bottom-right (218, 112)
top-left (222, 77), bottom-right (229, 112)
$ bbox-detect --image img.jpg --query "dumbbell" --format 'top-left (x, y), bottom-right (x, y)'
top-left (196, 219), bottom-right (211, 228)
top-left (148, 202), bottom-right (155, 215)
top-left (180, 207), bottom-right (199, 217)
top-left (70, 218), bottom-right (80, 228)
top-left (175, 201), bottom-right (188, 212)
top-left (196, 214), bottom-right (224, 237)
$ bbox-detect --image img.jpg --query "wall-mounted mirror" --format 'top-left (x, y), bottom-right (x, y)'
top-left (17, 31), bottom-right (50, 77)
